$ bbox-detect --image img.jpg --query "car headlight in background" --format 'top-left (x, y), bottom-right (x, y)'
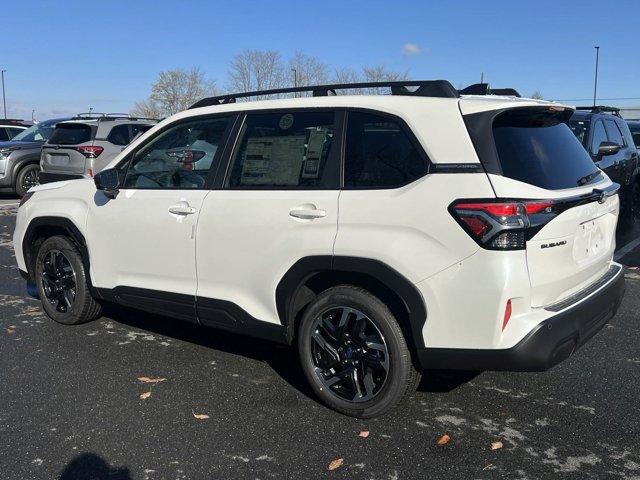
top-left (0, 149), bottom-right (10, 174)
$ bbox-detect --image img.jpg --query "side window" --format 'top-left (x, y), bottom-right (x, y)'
top-left (0, 129), bottom-right (8, 141)
top-left (226, 111), bottom-right (337, 189)
top-left (590, 120), bottom-right (608, 154)
top-left (122, 116), bottom-right (232, 190)
top-left (7, 127), bottom-right (24, 138)
top-left (344, 111), bottom-right (427, 189)
top-left (604, 119), bottom-right (625, 146)
top-left (130, 124), bottom-right (153, 140)
top-left (107, 124), bottom-right (131, 146)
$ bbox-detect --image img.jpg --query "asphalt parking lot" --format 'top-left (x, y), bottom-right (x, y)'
top-left (1, 195), bottom-right (639, 480)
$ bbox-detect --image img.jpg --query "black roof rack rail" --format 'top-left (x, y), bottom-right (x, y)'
top-left (189, 80), bottom-right (460, 109)
top-left (575, 105), bottom-right (621, 116)
top-left (458, 83), bottom-right (521, 97)
top-left (71, 113), bottom-right (158, 122)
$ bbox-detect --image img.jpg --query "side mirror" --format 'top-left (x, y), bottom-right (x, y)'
top-left (94, 168), bottom-right (121, 199)
top-left (597, 141), bottom-right (622, 157)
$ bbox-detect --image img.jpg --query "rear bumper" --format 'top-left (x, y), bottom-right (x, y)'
top-left (418, 263), bottom-right (625, 371)
top-left (39, 171), bottom-right (85, 184)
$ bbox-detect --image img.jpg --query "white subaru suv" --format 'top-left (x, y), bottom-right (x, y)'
top-left (13, 81), bottom-right (625, 418)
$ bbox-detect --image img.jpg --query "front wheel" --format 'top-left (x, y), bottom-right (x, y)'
top-left (35, 235), bottom-right (102, 325)
top-left (298, 285), bottom-right (420, 418)
top-left (15, 163), bottom-right (40, 197)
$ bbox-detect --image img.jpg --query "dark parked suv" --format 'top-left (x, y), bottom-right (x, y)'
top-left (569, 106), bottom-right (639, 218)
top-left (0, 118), bottom-right (70, 197)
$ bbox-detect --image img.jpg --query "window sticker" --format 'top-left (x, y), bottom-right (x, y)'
top-left (240, 136), bottom-right (306, 185)
top-left (301, 128), bottom-right (328, 179)
top-left (278, 114), bottom-right (295, 130)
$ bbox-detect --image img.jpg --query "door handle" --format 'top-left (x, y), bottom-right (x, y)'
top-left (169, 201), bottom-right (197, 215)
top-left (289, 205), bottom-right (326, 220)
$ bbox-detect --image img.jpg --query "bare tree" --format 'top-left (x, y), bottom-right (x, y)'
top-left (530, 90), bottom-right (544, 100)
top-left (131, 99), bottom-right (163, 119)
top-left (227, 49), bottom-right (286, 99)
top-left (131, 67), bottom-right (217, 118)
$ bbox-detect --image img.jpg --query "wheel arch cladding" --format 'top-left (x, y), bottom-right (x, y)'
top-left (276, 256), bottom-right (428, 350)
top-left (22, 217), bottom-right (92, 287)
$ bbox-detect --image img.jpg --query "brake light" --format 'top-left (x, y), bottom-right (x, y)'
top-left (450, 199), bottom-right (556, 250)
top-left (75, 146), bottom-right (104, 158)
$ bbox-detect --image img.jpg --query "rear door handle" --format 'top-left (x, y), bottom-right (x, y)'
top-left (289, 205), bottom-right (326, 220)
top-left (169, 201), bottom-right (197, 215)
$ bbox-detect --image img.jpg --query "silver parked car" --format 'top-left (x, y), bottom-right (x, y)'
top-left (39, 114), bottom-right (157, 184)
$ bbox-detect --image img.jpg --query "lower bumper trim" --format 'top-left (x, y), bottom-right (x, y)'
top-left (418, 264), bottom-right (626, 372)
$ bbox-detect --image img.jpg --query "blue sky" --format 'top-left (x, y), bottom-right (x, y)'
top-left (1, 0), bottom-right (639, 120)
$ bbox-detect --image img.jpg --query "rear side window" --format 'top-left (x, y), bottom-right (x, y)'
top-left (492, 108), bottom-right (601, 190)
top-left (344, 111), bottom-right (427, 189)
top-left (604, 119), bottom-right (624, 146)
top-left (49, 123), bottom-right (92, 145)
top-left (107, 125), bottom-right (130, 146)
top-left (226, 111), bottom-right (337, 189)
top-left (0, 129), bottom-right (8, 141)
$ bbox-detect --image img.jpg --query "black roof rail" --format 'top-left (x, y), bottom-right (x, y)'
top-left (575, 105), bottom-right (621, 116)
top-left (71, 113), bottom-right (158, 122)
top-left (458, 83), bottom-right (521, 97)
top-left (189, 80), bottom-right (460, 109)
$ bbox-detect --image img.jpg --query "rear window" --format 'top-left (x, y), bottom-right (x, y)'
top-left (49, 123), bottom-right (93, 145)
top-left (630, 125), bottom-right (640, 148)
top-left (492, 108), bottom-right (601, 190)
top-left (568, 118), bottom-right (590, 146)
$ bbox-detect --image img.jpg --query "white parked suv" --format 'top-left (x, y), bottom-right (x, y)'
top-left (13, 81), bottom-right (625, 418)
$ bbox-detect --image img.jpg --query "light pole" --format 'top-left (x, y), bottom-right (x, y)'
top-left (1, 70), bottom-right (6, 119)
top-left (593, 46), bottom-right (600, 106)
top-left (291, 68), bottom-right (297, 97)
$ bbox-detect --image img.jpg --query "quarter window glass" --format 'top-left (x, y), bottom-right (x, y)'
top-left (0, 129), bottom-right (8, 141)
top-left (107, 125), bottom-right (131, 146)
top-left (344, 112), bottom-right (427, 189)
top-left (7, 127), bottom-right (24, 138)
top-left (604, 120), bottom-right (624, 146)
top-left (123, 116), bottom-right (231, 189)
top-left (590, 120), bottom-right (608, 153)
top-left (226, 111), bottom-right (336, 189)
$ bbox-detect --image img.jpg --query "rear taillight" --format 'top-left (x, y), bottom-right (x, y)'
top-left (75, 145), bottom-right (104, 158)
top-left (450, 199), bottom-right (556, 250)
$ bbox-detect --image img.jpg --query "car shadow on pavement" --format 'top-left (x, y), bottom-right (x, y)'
top-left (59, 453), bottom-right (132, 480)
top-left (102, 304), bottom-right (478, 398)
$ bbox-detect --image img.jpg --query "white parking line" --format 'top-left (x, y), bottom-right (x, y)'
top-left (614, 236), bottom-right (640, 261)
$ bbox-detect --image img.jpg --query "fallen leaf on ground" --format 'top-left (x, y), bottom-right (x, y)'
top-left (139, 391), bottom-right (151, 400)
top-left (491, 441), bottom-right (503, 450)
top-left (137, 376), bottom-right (166, 384)
top-left (436, 433), bottom-right (451, 445)
top-left (328, 458), bottom-right (344, 471)
top-left (193, 413), bottom-right (210, 420)
top-left (358, 431), bottom-right (370, 438)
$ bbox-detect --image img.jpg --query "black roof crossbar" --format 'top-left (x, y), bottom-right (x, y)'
top-left (71, 113), bottom-right (158, 122)
top-left (189, 80), bottom-right (460, 109)
top-left (458, 83), bottom-right (521, 97)
top-left (189, 80), bottom-right (527, 109)
top-left (575, 106), bottom-right (621, 116)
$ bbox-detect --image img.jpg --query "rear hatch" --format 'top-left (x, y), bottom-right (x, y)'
top-left (41, 122), bottom-right (96, 175)
top-left (462, 103), bottom-right (618, 307)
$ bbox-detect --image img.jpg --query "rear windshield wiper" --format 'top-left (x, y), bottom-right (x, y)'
top-left (577, 170), bottom-right (600, 186)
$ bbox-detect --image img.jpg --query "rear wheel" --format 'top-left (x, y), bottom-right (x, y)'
top-left (35, 236), bottom-right (102, 325)
top-left (15, 163), bottom-right (40, 197)
top-left (298, 285), bottom-right (420, 418)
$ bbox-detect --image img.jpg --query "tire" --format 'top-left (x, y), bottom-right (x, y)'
top-left (15, 163), bottom-right (40, 198)
top-left (298, 285), bottom-right (421, 418)
top-left (35, 236), bottom-right (102, 325)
